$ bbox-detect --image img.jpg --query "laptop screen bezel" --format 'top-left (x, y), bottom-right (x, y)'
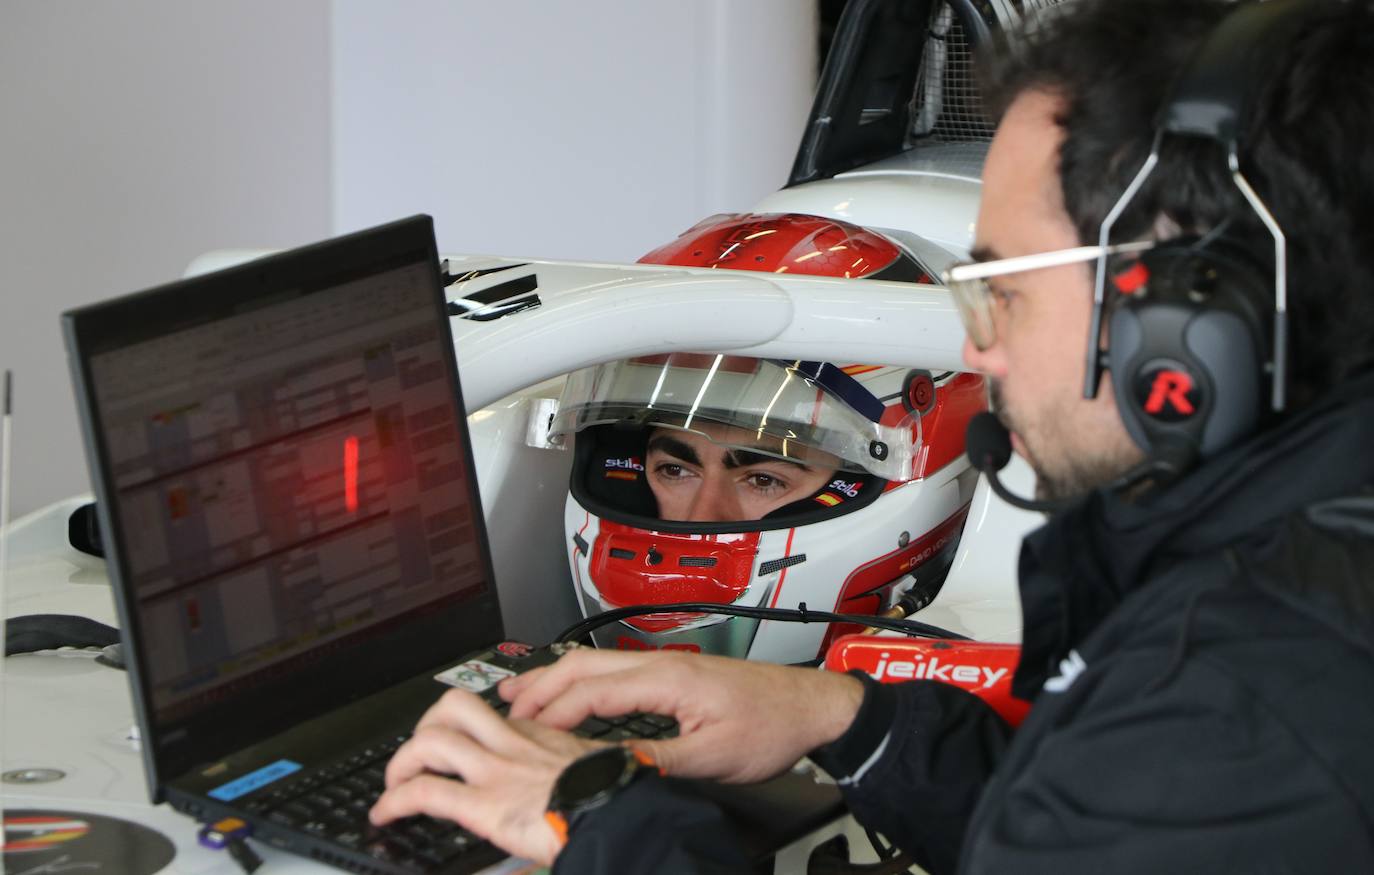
top-left (64, 215), bottom-right (508, 798)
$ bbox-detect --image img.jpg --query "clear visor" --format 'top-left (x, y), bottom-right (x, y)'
top-left (550, 354), bottom-right (919, 482)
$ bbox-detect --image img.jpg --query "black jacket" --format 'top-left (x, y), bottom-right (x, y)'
top-left (555, 377), bottom-right (1374, 874)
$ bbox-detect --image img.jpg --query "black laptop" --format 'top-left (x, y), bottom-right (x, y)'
top-left (64, 216), bottom-right (841, 874)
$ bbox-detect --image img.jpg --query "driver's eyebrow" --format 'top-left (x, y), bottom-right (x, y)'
top-left (647, 435), bottom-right (702, 467)
top-left (725, 448), bottom-right (813, 472)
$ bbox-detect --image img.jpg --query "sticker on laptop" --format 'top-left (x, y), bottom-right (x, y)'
top-left (435, 660), bottom-right (517, 692)
top-left (208, 759), bottom-right (301, 801)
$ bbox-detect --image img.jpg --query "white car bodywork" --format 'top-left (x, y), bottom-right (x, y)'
top-left (180, 150), bottom-right (1041, 650)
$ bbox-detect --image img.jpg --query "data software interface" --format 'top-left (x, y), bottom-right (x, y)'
top-left (90, 261), bottom-right (482, 720)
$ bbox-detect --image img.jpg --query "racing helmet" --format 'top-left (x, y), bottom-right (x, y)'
top-left (555, 213), bottom-right (985, 663)
top-left (638, 211), bottom-right (934, 282)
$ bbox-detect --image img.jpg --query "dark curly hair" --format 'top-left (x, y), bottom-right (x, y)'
top-left (980, 0), bottom-right (1374, 409)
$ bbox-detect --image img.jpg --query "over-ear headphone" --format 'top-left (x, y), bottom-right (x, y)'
top-left (1088, 0), bottom-right (1327, 479)
top-left (1107, 235), bottom-right (1271, 467)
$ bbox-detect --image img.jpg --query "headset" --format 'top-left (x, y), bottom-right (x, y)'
top-left (969, 0), bottom-right (1330, 511)
top-left (1088, 0), bottom-right (1329, 478)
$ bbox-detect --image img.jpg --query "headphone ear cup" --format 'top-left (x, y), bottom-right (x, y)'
top-left (1181, 307), bottom-right (1264, 454)
top-left (1107, 242), bottom-right (1269, 462)
top-left (1106, 301), bottom-right (1157, 454)
top-left (1108, 298), bottom-right (1210, 460)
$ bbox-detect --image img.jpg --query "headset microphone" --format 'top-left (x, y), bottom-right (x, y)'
top-left (965, 412), bottom-right (1075, 514)
top-left (966, 411), bottom-right (1199, 513)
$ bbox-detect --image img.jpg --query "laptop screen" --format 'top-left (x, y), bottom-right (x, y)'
top-left (66, 216), bottom-right (505, 786)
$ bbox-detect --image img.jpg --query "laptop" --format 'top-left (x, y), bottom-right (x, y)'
top-left (64, 216), bottom-right (841, 874)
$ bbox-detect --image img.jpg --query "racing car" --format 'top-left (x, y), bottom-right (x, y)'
top-left (429, 0), bottom-right (1049, 661)
top-left (34, 0), bottom-right (1051, 663)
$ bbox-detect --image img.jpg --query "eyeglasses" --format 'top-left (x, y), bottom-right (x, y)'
top-left (942, 241), bottom-right (1156, 350)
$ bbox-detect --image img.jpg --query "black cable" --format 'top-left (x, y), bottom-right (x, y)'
top-left (554, 602), bottom-right (968, 645)
top-left (808, 837), bottom-right (915, 875)
top-left (865, 827), bottom-right (899, 861)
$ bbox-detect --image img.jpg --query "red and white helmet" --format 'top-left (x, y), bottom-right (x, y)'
top-left (554, 214), bottom-right (985, 662)
top-left (638, 211), bottom-right (935, 282)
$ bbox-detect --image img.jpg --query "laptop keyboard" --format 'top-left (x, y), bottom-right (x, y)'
top-left (242, 706), bottom-right (678, 872)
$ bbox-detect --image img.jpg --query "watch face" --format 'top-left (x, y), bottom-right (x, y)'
top-left (557, 747), bottom-right (633, 808)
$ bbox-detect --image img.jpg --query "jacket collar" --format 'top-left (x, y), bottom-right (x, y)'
top-left (1012, 372), bottom-right (1374, 698)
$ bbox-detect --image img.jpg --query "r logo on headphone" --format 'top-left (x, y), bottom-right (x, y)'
top-left (1134, 362), bottom-right (1203, 422)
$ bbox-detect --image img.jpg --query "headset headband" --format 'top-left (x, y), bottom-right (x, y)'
top-left (1084, 0), bottom-right (1323, 411)
top-left (1161, 0), bottom-right (1315, 143)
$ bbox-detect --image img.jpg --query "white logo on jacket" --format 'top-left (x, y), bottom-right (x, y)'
top-left (1042, 649), bottom-right (1086, 693)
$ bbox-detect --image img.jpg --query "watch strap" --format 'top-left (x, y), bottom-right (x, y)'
top-left (546, 745), bottom-right (659, 848)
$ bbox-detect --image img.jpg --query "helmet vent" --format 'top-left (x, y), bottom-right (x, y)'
top-left (572, 533), bottom-right (590, 556)
top-left (758, 554), bottom-right (807, 576)
top-left (677, 556), bottom-right (719, 568)
top-left (609, 548), bottom-right (636, 560)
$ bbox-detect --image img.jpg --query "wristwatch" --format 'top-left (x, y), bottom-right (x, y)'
top-left (545, 745), bottom-right (659, 846)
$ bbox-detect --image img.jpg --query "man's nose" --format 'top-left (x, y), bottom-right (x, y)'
top-left (686, 474), bottom-right (744, 522)
top-left (962, 333), bottom-right (1005, 377)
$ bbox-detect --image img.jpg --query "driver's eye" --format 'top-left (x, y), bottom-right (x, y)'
top-left (744, 473), bottom-right (787, 493)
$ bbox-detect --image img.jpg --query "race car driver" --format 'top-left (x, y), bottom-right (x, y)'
top-left (371, 1), bottom-right (1374, 871)
top-left (555, 217), bottom-right (985, 663)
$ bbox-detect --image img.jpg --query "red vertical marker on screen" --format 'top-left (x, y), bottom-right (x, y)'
top-left (344, 436), bottom-right (359, 512)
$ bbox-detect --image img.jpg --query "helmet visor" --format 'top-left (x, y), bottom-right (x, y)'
top-left (550, 354), bottom-right (919, 482)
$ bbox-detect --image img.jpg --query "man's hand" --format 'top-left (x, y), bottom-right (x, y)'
top-left (369, 688), bottom-right (602, 866)
top-left (501, 648), bottom-right (865, 784)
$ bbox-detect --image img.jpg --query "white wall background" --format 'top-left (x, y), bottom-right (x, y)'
top-left (0, 1), bottom-right (816, 517)
top-left (0, 1), bottom-right (335, 517)
top-left (333, 1), bottom-right (816, 261)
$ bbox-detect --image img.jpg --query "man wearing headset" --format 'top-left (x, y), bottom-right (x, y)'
top-left (371, 0), bottom-right (1374, 871)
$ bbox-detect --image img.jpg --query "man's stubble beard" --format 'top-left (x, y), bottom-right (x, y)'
top-left (988, 381), bottom-right (1143, 503)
